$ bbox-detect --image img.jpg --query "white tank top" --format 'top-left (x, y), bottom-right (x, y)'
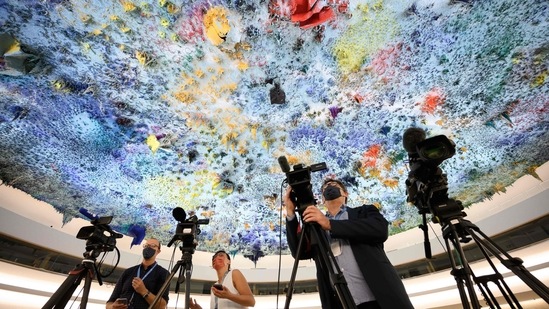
top-left (209, 269), bottom-right (247, 309)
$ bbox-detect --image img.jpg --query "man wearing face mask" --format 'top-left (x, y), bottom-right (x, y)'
top-left (106, 238), bottom-right (170, 309)
top-left (284, 179), bottom-right (414, 309)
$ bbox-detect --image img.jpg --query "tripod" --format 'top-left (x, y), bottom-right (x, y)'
top-left (438, 211), bottom-right (549, 308)
top-left (149, 247), bottom-right (194, 309)
top-left (42, 249), bottom-right (102, 309)
top-left (285, 215), bottom-right (356, 309)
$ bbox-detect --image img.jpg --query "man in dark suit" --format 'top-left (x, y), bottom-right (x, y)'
top-left (284, 179), bottom-right (414, 309)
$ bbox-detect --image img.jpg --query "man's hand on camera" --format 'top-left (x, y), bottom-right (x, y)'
top-left (283, 186), bottom-right (296, 218)
top-left (303, 206), bottom-right (331, 230)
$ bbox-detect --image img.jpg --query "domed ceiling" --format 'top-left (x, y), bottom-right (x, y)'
top-left (1, 0), bottom-right (547, 262)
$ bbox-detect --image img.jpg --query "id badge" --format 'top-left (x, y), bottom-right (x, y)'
top-left (330, 239), bottom-right (342, 257)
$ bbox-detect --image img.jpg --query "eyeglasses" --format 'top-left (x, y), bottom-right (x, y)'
top-left (143, 244), bottom-right (159, 249)
top-left (322, 182), bottom-right (341, 191)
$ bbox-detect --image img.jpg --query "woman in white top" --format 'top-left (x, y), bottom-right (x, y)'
top-left (190, 250), bottom-right (255, 309)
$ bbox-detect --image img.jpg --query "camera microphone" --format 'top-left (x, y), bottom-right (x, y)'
top-left (172, 207), bottom-right (187, 222)
top-left (403, 127), bottom-right (426, 154)
top-left (79, 207), bottom-right (99, 221)
top-left (278, 155), bottom-right (291, 173)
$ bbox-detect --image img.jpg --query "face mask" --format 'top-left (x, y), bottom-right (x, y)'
top-left (142, 247), bottom-right (156, 260)
top-left (323, 186), bottom-right (342, 201)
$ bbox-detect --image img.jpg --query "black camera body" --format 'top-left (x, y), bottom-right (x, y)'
top-left (167, 207), bottom-right (210, 253)
top-left (76, 216), bottom-right (123, 257)
top-left (174, 217), bottom-right (209, 248)
top-left (403, 128), bottom-right (463, 223)
top-left (279, 156), bottom-right (327, 212)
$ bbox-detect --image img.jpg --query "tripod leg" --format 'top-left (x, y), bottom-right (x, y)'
top-left (308, 223), bottom-right (356, 309)
top-left (475, 281), bottom-right (497, 308)
top-left (175, 261), bottom-right (185, 294)
top-left (475, 275), bottom-right (522, 309)
top-left (42, 266), bottom-right (86, 309)
top-left (185, 266), bottom-right (192, 309)
top-left (461, 219), bottom-right (549, 304)
top-left (490, 279), bottom-right (521, 309)
top-left (472, 245), bottom-right (522, 308)
top-left (285, 223), bottom-right (357, 309)
top-left (79, 267), bottom-right (95, 309)
top-left (443, 223), bottom-right (482, 309)
top-left (149, 261), bottom-right (181, 309)
top-left (497, 279), bottom-right (522, 308)
top-left (284, 223), bottom-right (308, 309)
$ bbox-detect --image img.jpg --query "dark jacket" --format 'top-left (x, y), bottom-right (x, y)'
top-left (286, 204), bottom-right (414, 309)
top-left (107, 262), bottom-right (170, 308)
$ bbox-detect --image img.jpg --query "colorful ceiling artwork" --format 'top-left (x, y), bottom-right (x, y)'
top-left (1, 0), bottom-right (548, 262)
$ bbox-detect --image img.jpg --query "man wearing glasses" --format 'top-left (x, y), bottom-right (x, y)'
top-left (107, 238), bottom-right (170, 309)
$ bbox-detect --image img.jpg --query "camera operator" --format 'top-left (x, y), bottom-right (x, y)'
top-left (284, 179), bottom-right (414, 309)
top-left (106, 238), bottom-right (170, 309)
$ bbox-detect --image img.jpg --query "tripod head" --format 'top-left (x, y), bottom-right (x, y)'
top-left (167, 207), bottom-right (210, 254)
top-left (278, 155), bottom-right (327, 213)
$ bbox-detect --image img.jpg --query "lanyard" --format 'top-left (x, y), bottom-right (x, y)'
top-left (129, 263), bottom-right (158, 305)
top-left (137, 262), bottom-right (158, 280)
top-left (214, 270), bottom-right (230, 309)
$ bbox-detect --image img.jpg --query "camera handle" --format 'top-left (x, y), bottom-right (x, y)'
top-left (419, 212), bottom-right (432, 259)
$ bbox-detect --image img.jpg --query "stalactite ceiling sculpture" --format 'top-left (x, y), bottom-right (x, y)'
top-left (0, 0), bottom-right (547, 262)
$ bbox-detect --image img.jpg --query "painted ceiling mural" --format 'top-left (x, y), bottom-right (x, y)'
top-left (0, 0), bottom-right (547, 262)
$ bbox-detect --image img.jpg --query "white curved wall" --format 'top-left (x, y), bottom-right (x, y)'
top-left (1, 161), bottom-right (548, 308)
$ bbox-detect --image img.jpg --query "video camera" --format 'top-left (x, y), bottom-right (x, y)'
top-left (167, 207), bottom-right (210, 253)
top-left (278, 156), bottom-right (327, 212)
top-left (76, 208), bottom-right (123, 257)
top-left (402, 128), bottom-right (463, 222)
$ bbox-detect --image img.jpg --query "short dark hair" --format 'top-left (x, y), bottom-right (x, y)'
top-left (322, 179), bottom-right (348, 203)
top-left (321, 179), bottom-right (348, 193)
top-left (212, 250), bottom-right (231, 270)
top-left (212, 250), bottom-right (231, 261)
top-left (149, 238), bottom-right (161, 250)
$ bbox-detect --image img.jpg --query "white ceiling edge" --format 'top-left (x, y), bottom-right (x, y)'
top-left (385, 160), bottom-right (549, 264)
top-left (0, 161), bottom-right (548, 282)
